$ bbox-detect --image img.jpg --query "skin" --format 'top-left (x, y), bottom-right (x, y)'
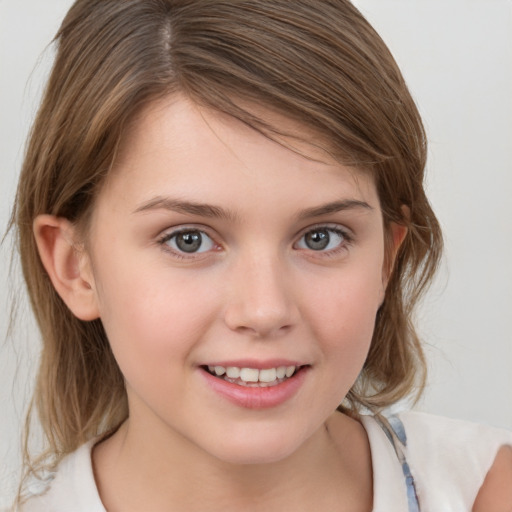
top-left (33, 95), bottom-right (512, 510)
top-left (472, 445), bottom-right (512, 512)
top-left (93, 96), bottom-right (383, 511)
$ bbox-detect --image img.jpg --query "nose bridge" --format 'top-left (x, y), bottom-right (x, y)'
top-left (224, 245), bottom-right (297, 337)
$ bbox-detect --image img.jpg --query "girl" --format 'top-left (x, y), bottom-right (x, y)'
top-left (7, 0), bottom-right (512, 510)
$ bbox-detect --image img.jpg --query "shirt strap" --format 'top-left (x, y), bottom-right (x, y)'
top-left (374, 414), bottom-right (421, 512)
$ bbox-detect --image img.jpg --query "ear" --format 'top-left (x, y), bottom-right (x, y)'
top-left (33, 215), bottom-right (100, 321)
top-left (382, 221), bottom-right (408, 288)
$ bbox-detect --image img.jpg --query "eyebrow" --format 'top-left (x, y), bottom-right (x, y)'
top-left (297, 199), bottom-right (373, 220)
top-left (133, 196), bottom-right (239, 222)
top-left (133, 197), bottom-right (372, 221)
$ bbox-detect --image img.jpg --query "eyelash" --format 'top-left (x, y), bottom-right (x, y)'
top-left (157, 227), bottom-right (218, 260)
top-left (157, 224), bottom-right (353, 259)
top-left (294, 225), bottom-right (353, 258)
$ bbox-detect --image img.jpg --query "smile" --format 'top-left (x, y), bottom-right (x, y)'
top-left (200, 363), bottom-right (308, 409)
top-left (205, 365), bottom-right (298, 387)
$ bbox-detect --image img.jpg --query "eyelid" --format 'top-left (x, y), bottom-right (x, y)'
top-left (157, 222), bottom-right (217, 238)
top-left (157, 225), bottom-right (222, 258)
top-left (293, 223), bottom-right (353, 253)
top-left (295, 223), bottom-right (353, 241)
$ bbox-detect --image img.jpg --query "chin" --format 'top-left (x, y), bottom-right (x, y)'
top-left (205, 428), bottom-right (308, 466)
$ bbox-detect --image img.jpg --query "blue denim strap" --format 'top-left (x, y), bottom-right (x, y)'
top-left (375, 415), bottom-right (421, 512)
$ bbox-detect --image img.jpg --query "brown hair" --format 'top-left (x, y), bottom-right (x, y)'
top-left (10, 0), bottom-right (442, 498)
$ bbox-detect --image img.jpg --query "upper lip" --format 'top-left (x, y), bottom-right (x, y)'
top-left (199, 359), bottom-right (307, 370)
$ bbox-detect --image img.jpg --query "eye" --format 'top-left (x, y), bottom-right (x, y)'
top-left (161, 229), bottom-right (215, 254)
top-left (295, 227), bottom-right (347, 252)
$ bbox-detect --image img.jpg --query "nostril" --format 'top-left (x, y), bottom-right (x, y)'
top-left (232, 323), bottom-right (292, 338)
top-left (224, 304), bottom-right (296, 338)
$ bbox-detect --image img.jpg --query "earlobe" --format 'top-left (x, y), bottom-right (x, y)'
top-left (33, 215), bottom-right (100, 321)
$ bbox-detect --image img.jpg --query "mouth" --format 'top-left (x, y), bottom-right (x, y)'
top-left (201, 364), bottom-right (306, 388)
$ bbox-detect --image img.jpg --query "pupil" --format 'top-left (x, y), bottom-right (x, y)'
top-left (305, 230), bottom-right (329, 250)
top-left (176, 231), bottom-right (202, 253)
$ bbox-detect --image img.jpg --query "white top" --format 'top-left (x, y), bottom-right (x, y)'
top-left (361, 412), bottom-right (512, 511)
top-left (21, 411), bottom-right (512, 512)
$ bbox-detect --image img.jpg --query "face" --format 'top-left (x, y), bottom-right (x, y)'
top-left (84, 95), bottom-right (389, 465)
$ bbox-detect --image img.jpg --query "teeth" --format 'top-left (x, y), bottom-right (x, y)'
top-left (226, 367), bottom-right (240, 379)
top-left (214, 366), bottom-right (226, 376)
top-left (259, 368), bottom-right (277, 383)
top-left (240, 368), bottom-right (259, 382)
top-left (206, 365), bottom-right (298, 384)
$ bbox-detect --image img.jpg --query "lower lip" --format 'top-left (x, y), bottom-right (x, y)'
top-left (200, 367), bottom-right (308, 409)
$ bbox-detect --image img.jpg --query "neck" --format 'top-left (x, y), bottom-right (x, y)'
top-left (93, 412), bottom-right (372, 512)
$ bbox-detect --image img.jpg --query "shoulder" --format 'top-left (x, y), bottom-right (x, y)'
top-left (400, 410), bottom-right (512, 441)
top-left (397, 410), bottom-right (512, 466)
top-left (472, 444), bottom-right (512, 512)
top-left (397, 411), bottom-right (512, 511)
top-left (21, 440), bottom-right (105, 512)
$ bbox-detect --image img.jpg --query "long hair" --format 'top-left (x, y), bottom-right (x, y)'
top-left (10, 0), bottom-right (442, 499)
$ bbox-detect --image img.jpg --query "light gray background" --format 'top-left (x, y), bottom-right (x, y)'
top-left (1, 0), bottom-right (511, 505)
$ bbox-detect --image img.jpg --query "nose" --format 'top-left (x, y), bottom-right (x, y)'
top-left (223, 251), bottom-right (298, 338)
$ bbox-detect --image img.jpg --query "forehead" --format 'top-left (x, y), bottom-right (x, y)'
top-left (99, 94), bottom-right (378, 214)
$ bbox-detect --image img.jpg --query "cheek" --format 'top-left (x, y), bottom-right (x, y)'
top-left (305, 259), bottom-right (384, 359)
top-left (91, 258), bottom-right (220, 368)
